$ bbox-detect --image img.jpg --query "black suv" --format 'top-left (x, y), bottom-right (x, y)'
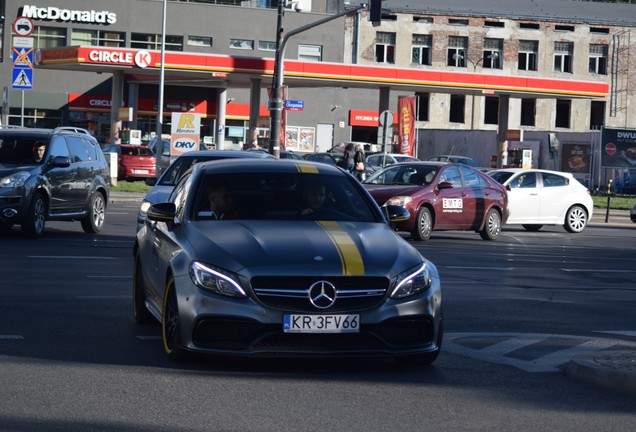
top-left (0, 126), bottom-right (110, 238)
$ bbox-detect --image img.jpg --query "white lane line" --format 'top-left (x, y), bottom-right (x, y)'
top-left (28, 256), bottom-right (118, 260)
top-left (446, 266), bottom-right (635, 273)
top-left (0, 335), bottom-right (24, 340)
top-left (596, 330), bottom-right (636, 337)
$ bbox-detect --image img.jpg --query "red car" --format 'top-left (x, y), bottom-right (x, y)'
top-left (108, 144), bottom-right (157, 182)
top-left (364, 161), bottom-right (508, 241)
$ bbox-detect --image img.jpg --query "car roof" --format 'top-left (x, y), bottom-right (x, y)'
top-left (177, 150), bottom-right (276, 159)
top-left (195, 157), bottom-right (344, 175)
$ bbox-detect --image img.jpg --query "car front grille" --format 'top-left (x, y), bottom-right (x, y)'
top-left (251, 276), bottom-right (389, 313)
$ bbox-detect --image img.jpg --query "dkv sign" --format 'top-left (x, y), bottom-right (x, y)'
top-left (170, 113), bottom-right (201, 157)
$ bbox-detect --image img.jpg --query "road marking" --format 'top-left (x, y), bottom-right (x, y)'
top-left (445, 332), bottom-right (636, 373)
top-left (76, 295), bottom-right (129, 299)
top-left (596, 330), bottom-right (636, 337)
top-left (136, 336), bottom-right (161, 340)
top-left (87, 275), bottom-right (131, 279)
top-left (0, 335), bottom-right (24, 340)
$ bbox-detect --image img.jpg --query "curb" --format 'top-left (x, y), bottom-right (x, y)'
top-left (565, 351), bottom-right (636, 393)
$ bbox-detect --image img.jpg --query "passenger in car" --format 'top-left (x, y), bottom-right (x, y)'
top-left (33, 141), bottom-right (46, 163)
top-left (198, 182), bottom-right (238, 220)
top-left (298, 183), bottom-right (326, 216)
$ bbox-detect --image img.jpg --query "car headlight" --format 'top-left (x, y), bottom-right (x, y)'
top-left (383, 196), bottom-right (412, 207)
top-left (190, 261), bottom-right (247, 298)
top-left (0, 171), bottom-right (30, 188)
top-left (138, 200), bottom-right (152, 218)
top-left (390, 262), bottom-right (432, 299)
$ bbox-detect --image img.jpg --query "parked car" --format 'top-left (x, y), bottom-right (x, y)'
top-left (302, 152), bottom-right (339, 166)
top-left (148, 137), bottom-right (208, 172)
top-left (426, 155), bottom-right (487, 170)
top-left (365, 153), bottom-right (420, 172)
top-left (363, 161), bottom-right (508, 241)
top-left (488, 168), bottom-right (594, 233)
top-left (103, 144), bottom-right (156, 181)
top-left (134, 158), bottom-right (443, 364)
top-left (0, 127), bottom-right (110, 237)
top-left (136, 149), bottom-right (275, 230)
top-left (246, 148), bottom-right (303, 160)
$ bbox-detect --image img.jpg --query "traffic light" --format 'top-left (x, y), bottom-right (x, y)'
top-left (369, 0), bottom-right (382, 23)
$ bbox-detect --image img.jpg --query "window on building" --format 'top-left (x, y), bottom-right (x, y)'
top-left (412, 34), bottom-right (432, 66)
top-left (554, 42), bottom-right (573, 73)
top-left (298, 44), bottom-right (322, 62)
top-left (483, 38), bottom-right (502, 69)
top-left (187, 36), bottom-right (213, 48)
top-left (415, 92), bottom-right (429, 122)
top-left (33, 26), bottom-right (66, 49)
top-left (484, 97), bottom-right (499, 125)
top-left (520, 99), bottom-right (536, 127)
top-left (131, 33), bottom-right (183, 51)
top-left (555, 99), bottom-right (571, 128)
top-left (71, 30), bottom-right (125, 47)
top-left (448, 19), bottom-right (469, 26)
top-left (449, 95), bottom-right (465, 124)
top-left (448, 36), bottom-right (467, 67)
top-left (375, 32), bottom-right (395, 64)
top-left (258, 41), bottom-right (276, 51)
top-left (230, 39), bottom-right (254, 50)
top-left (590, 101), bottom-right (605, 130)
top-left (518, 40), bottom-right (538, 71)
top-left (519, 22), bottom-right (540, 30)
top-left (588, 44), bottom-right (608, 75)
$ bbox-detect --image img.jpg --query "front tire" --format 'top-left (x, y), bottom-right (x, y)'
top-left (412, 207), bottom-right (433, 241)
top-left (133, 253), bottom-right (155, 324)
top-left (480, 208), bottom-right (501, 240)
top-left (162, 277), bottom-right (186, 361)
top-left (22, 193), bottom-right (47, 238)
top-left (563, 205), bottom-right (588, 233)
top-left (522, 224), bottom-right (543, 232)
top-left (81, 192), bottom-right (106, 233)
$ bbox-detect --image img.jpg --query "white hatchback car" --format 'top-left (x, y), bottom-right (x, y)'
top-left (488, 168), bottom-right (593, 233)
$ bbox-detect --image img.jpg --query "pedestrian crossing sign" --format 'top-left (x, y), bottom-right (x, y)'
top-left (12, 68), bottom-right (33, 89)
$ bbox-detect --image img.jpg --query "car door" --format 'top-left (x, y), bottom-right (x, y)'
top-left (46, 136), bottom-right (76, 213)
top-left (435, 164), bottom-right (475, 229)
top-left (66, 135), bottom-right (94, 210)
top-left (458, 165), bottom-right (485, 229)
top-left (504, 171), bottom-right (541, 224)
top-left (537, 172), bottom-right (570, 223)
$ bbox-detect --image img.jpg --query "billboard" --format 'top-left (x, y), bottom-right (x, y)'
top-left (600, 128), bottom-right (636, 168)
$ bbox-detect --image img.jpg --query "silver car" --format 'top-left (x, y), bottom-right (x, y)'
top-left (134, 159), bottom-right (443, 364)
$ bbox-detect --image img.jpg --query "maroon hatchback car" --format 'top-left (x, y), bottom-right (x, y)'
top-left (363, 161), bottom-right (508, 241)
top-left (111, 144), bottom-right (157, 182)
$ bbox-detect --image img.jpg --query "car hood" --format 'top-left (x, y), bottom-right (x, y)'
top-left (0, 163), bottom-right (37, 175)
top-left (183, 220), bottom-right (423, 278)
top-left (363, 184), bottom-right (430, 203)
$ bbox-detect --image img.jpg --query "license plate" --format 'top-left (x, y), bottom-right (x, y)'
top-left (133, 169), bottom-right (149, 174)
top-left (283, 314), bottom-right (359, 333)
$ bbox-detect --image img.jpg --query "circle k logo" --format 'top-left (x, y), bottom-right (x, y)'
top-left (134, 50), bottom-right (152, 69)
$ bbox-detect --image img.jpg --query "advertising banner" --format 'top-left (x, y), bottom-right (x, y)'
top-left (171, 112), bottom-right (201, 157)
top-left (601, 127), bottom-right (636, 168)
top-left (398, 96), bottom-right (416, 156)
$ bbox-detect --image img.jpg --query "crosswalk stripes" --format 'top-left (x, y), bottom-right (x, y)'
top-left (444, 332), bottom-right (636, 373)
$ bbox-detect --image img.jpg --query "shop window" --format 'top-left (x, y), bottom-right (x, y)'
top-left (449, 95), bottom-right (465, 124)
top-left (448, 36), bottom-right (467, 67)
top-left (187, 36), bottom-right (213, 48)
top-left (588, 44), bottom-right (608, 75)
top-left (131, 33), bottom-right (183, 51)
top-left (230, 39), bottom-right (254, 50)
top-left (555, 99), bottom-right (571, 128)
top-left (298, 44), bottom-right (322, 62)
top-left (520, 99), bottom-right (536, 127)
top-left (71, 30), bottom-right (125, 47)
top-left (375, 32), bottom-right (395, 64)
top-left (554, 42), bottom-right (573, 73)
top-left (590, 101), bottom-right (605, 130)
top-left (518, 40), bottom-right (538, 71)
top-left (484, 97), bottom-right (499, 125)
top-left (412, 34), bottom-right (432, 66)
top-left (33, 26), bottom-right (66, 49)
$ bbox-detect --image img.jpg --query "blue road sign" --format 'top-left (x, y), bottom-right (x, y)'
top-left (284, 100), bottom-right (304, 111)
top-left (12, 68), bottom-right (33, 89)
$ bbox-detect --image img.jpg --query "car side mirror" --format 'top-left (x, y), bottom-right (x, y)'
top-left (51, 155), bottom-right (71, 167)
top-left (438, 181), bottom-right (454, 189)
top-left (147, 202), bottom-right (177, 230)
top-left (506, 184), bottom-right (511, 191)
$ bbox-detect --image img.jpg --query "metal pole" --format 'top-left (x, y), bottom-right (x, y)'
top-left (155, 0), bottom-right (167, 178)
top-left (21, 90), bottom-right (24, 127)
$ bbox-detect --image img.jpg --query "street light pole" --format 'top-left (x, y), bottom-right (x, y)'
top-left (467, 52), bottom-right (498, 130)
top-left (268, 3), bottom-right (366, 158)
top-left (155, 0), bottom-right (167, 178)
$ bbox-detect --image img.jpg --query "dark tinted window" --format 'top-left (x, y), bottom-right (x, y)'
top-left (49, 137), bottom-right (71, 159)
top-left (66, 136), bottom-right (90, 162)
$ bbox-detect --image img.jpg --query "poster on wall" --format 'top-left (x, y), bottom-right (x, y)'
top-left (560, 143), bottom-right (590, 174)
top-left (285, 127), bottom-right (299, 151)
top-left (600, 127), bottom-right (636, 168)
top-left (299, 127), bottom-right (315, 152)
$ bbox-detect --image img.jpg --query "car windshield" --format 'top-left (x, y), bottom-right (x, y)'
top-left (488, 171), bottom-right (514, 184)
top-left (452, 157), bottom-right (481, 167)
top-left (365, 164), bottom-right (438, 186)
top-left (0, 136), bottom-right (49, 165)
top-left (191, 171), bottom-right (378, 223)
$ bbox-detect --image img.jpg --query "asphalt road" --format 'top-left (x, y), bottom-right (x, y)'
top-left (0, 201), bottom-right (634, 432)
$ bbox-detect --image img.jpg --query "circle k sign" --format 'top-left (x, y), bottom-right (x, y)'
top-left (134, 50), bottom-right (152, 68)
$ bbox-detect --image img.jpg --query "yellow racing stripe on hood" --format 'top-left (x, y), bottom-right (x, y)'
top-left (317, 221), bottom-right (365, 275)
top-left (295, 162), bottom-right (320, 173)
